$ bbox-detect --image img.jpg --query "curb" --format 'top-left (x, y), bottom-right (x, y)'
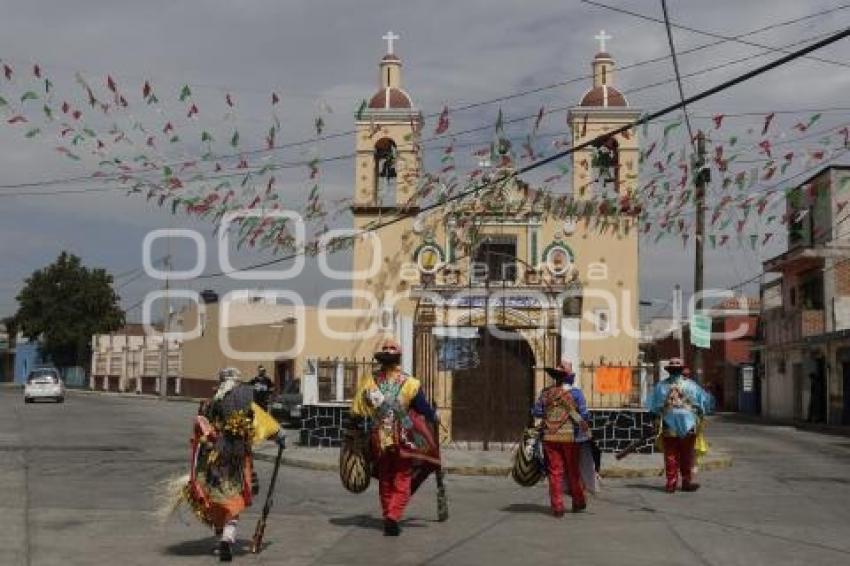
top-left (254, 451), bottom-right (733, 479)
top-left (66, 388), bottom-right (204, 403)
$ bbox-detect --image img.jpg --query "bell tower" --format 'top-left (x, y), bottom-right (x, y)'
top-left (568, 30), bottom-right (641, 200)
top-left (353, 31), bottom-right (422, 211)
top-left (350, 32), bottom-right (423, 322)
top-left (563, 32), bottom-right (643, 370)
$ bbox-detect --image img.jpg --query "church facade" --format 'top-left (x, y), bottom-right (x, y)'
top-left (172, 33), bottom-right (649, 447)
top-left (341, 33), bottom-right (643, 442)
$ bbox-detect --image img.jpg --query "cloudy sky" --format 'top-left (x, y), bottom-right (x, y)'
top-left (1, 0), bottom-right (849, 323)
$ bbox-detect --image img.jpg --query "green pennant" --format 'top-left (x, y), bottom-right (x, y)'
top-left (0, 95), bottom-right (7, 107)
top-left (231, 130), bottom-right (239, 147)
top-left (179, 84), bottom-right (192, 101)
top-left (43, 105), bottom-right (53, 120)
top-left (749, 234), bottom-right (758, 249)
top-left (355, 99), bottom-right (367, 120)
top-left (25, 128), bottom-right (41, 138)
top-left (20, 91), bottom-right (39, 103)
top-left (201, 131), bottom-right (213, 143)
top-left (709, 234), bottom-right (716, 249)
top-left (662, 119), bottom-right (682, 148)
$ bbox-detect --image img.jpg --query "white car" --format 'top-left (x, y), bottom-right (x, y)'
top-left (24, 368), bottom-right (65, 403)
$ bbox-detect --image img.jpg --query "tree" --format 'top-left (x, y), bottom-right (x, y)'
top-left (14, 251), bottom-right (124, 367)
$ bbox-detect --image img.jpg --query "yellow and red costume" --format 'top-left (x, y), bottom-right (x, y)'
top-left (350, 369), bottom-right (439, 523)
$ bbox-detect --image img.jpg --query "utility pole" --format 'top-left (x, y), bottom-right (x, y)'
top-left (159, 255), bottom-right (171, 398)
top-left (692, 131), bottom-right (709, 383)
top-left (673, 283), bottom-right (684, 362)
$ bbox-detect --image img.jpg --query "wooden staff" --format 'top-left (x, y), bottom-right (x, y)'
top-left (251, 443), bottom-right (284, 554)
top-left (436, 420), bottom-right (449, 522)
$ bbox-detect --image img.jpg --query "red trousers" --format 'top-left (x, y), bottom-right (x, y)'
top-left (663, 435), bottom-right (696, 490)
top-left (377, 451), bottom-right (413, 521)
top-left (543, 441), bottom-right (585, 513)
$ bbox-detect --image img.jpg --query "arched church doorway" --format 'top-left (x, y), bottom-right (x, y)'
top-left (452, 328), bottom-right (535, 443)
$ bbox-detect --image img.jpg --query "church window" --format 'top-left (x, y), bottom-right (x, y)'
top-left (594, 309), bottom-right (611, 335)
top-left (474, 235), bottom-right (518, 283)
top-left (601, 65), bottom-right (607, 85)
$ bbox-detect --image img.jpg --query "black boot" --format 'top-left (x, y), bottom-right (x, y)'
top-left (383, 519), bottom-right (400, 536)
top-left (218, 541), bottom-right (232, 562)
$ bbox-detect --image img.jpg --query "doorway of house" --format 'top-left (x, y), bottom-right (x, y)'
top-left (452, 328), bottom-right (535, 444)
top-left (275, 359), bottom-right (294, 393)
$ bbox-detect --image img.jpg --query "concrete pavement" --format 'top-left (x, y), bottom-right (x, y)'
top-left (2, 387), bottom-right (850, 565)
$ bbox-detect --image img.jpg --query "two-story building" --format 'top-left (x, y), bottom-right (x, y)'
top-left (758, 165), bottom-right (850, 425)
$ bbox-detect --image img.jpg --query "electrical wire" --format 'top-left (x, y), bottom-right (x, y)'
top-left (1, 27), bottom-right (844, 199)
top-left (186, 26), bottom-right (850, 280)
top-left (0, 8), bottom-right (845, 193)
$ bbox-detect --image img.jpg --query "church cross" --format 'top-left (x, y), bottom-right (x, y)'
top-left (595, 30), bottom-right (612, 52)
top-left (383, 31), bottom-right (400, 54)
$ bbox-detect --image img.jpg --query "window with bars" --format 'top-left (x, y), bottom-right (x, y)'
top-left (317, 359), bottom-right (376, 402)
top-left (317, 361), bottom-right (336, 402)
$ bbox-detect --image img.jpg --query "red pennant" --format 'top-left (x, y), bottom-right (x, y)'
top-left (33, 64), bottom-right (41, 79)
top-left (762, 167), bottom-right (776, 181)
top-left (434, 106), bottom-right (450, 135)
top-left (61, 101), bottom-right (70, 114)
top-left (758, 140), bottom-right (772, 158)
top-left (143, 80), bottom-right (151, 99)
top-left (3, 64), bottom-right (12, 80)
top-left (226, 93), bottom-right (234, 107)
top-left (107, 75), bottom-right (117, 93)
top-left (272, 92), bottom-right (279, 105)
top-left (761, 112), bottom-right (775, 136)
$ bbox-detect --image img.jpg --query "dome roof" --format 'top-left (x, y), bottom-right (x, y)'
top-left (382, 53), bottom-right (401, 62)
top-left (368, 87), bottom-right (413, 109)
top-left (579, 85), bottom-right (627, 108)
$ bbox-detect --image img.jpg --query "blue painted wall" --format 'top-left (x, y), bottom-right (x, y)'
top-left (14, 342), bottom-right (45, 385)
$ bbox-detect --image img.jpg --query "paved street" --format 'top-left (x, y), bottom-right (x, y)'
top-left (2, 389), bottom-right (850, 566)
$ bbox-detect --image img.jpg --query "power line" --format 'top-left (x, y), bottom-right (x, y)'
top-left (3, 106), bottom-right (848, 205)
top-left (0, 8), bottom-right (844, 194)
top-left (2, 26), bottom-right (844, 199)
top-left (660, 0), bottom-right (696, 147)
top-left (582, 0), bottom-right (850, 70)
top-left (188, 26), bottom-right (850, 280)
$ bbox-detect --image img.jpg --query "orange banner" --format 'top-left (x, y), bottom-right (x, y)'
top-left (593, 366), bottom-right (632, 394)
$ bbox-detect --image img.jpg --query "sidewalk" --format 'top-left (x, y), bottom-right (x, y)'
top-left (721, 411), bottom-right (850, 438)
top-left (255, 439), bottom-right (733, 478)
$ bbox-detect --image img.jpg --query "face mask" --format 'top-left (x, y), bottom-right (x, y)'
top-left (374, 352), bottom-right (401, 366)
